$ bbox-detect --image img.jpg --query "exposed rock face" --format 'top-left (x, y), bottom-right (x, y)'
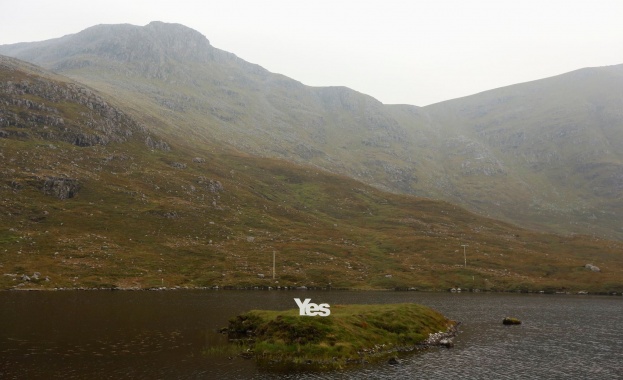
top-left (42, 177), bottom-right (80, 199)
top-left (0, 55), bottom-right (171, 150)
top-left (145, 135), bottom-right (171, 151)
top-left (73, 133), bottom-right (109, 147)
top-left (0, 68), bottom-right (128, 144)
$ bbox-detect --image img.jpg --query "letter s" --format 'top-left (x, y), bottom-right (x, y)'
top-left (317, 303), bottom-right (331, 317)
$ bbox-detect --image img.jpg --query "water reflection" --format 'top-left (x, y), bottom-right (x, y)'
top-left (1, 290), bottom-right (621, 379)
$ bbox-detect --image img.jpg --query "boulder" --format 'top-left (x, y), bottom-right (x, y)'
top-left (208, 179), bottom-right (224, 193)
top-left (387, 357), bottom-right (399, 365)
top-left (585, 264), bottom-right (600, 272)
top-left (439, 338), bottom-right (454, 348)
top-left (502, 317), bottom-right (521, 325)
top-left (170, 162), bottom-right (187, 169)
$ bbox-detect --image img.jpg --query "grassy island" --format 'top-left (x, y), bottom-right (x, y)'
top-left (226, 303), bottom-right (458, 370)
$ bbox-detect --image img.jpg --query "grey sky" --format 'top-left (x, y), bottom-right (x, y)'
top-left (1, 0), bottom-right (622, 106)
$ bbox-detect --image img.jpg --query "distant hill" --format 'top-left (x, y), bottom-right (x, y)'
top-left (423, 65), bottom-right (623, 237)
top-left (3, 22), bottom-right (622, 239)
top-left (2, 54), bottom-right (622, 292)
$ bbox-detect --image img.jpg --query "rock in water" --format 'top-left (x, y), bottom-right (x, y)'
top-left (439, 338), bottom-right (454, 348)
top-left (502, 317), bottom-right (521, 325)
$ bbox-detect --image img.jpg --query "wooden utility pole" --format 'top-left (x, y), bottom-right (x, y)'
top-left (461, 244), bottom-right (468, 268)
top-left (272, 251), bottom-right (276, 279)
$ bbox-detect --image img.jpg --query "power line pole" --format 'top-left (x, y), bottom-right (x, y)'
top-left (272, 251), bottom-right (276, 280)
top-left (461, 244), bottom-right (468, 268)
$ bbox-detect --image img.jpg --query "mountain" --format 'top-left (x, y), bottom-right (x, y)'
top-left (423, 66), bottom-right (623, 237)
top-left (3, 22), bottom-right (622, 240)
top-left (3, 22), bottom-right (621, 240)
top-left (0, 22), bottom-right (433, 188)
top-left (2, 55), bottom-right (622, 292)
top-left (1, 22), bottom-right (623, 292)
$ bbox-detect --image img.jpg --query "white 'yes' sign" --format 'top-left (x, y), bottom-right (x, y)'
top-left (294, 298), bottom-right (330, 316)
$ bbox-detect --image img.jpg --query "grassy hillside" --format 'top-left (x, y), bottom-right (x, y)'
top-left (1, 56), bottom-right (622, 292)
top-left (2, 22), bottom-right (622, 240)
top-left (423, 65), bottom-right (623, 238)
top-left (0, 22), bottom-right (481, 219)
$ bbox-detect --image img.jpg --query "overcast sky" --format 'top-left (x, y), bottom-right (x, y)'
top-left (1, 0), bottom-right (622, 106)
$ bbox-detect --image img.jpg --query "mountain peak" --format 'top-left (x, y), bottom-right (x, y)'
top-left (143, 21), bottom-right (212, 48)
top-left (144, 20), bottom-right (209, 41)
top-left (76, 21), bottom-right (214, 63)
top-left (0, 22), bottom-right (215, 72)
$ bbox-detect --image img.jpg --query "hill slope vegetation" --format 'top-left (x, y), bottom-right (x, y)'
top-left (2, 22), bottom-right (622, 239)
top-left (1, 55), bottom-right (622, 292)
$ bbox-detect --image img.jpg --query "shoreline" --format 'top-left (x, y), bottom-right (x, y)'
top-left (2, 285), bottom-right (621, 296)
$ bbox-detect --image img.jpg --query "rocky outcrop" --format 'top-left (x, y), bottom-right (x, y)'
top-left (420, 322), bottom-right (461, 347)
top-left (170, 162), bottom-right (187, 169)
top-left (72, 133), bottom-right (109, 147)
top-left (42, 177), bottom-right (80, 199)
top-left (0, 56), bottom-right (164, 149)
top-left (145, 135), bottom-right (171, 151)
top-left (197, 176), bottom-right (224, 193)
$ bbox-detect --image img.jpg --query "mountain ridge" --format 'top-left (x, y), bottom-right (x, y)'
top-left (1, 47), bottom-right (622, 292)
top-left (1, 21), bottom-right (622, 241)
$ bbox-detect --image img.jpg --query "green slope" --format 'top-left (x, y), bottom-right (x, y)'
top-left (2, 22), bottom-right (622, 239)
top-left (423, 65), bottom-right (623, 238)
top-left (1, 56), bottom-right (622, 292)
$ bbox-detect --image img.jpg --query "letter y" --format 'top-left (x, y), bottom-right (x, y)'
top-left (294, 298), bottom-right (311, 315)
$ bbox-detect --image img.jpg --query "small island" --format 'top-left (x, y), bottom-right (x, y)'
top-left (226, 303), bottom-right (458, 370)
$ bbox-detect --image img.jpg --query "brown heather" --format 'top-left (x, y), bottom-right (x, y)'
top-left (0, 49), bottom-right (622, 293)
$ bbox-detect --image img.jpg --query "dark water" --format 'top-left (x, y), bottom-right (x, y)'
top-left (0, 290), bottom-right (621, 379)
